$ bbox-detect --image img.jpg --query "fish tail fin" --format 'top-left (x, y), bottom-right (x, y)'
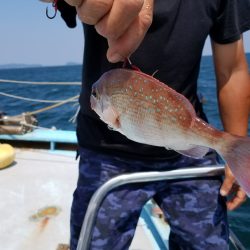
top-left (219, 135), bottom-right (250, 197)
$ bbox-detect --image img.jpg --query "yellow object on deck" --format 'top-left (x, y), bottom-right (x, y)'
top-left (0, 144), bottom-right (15, 169)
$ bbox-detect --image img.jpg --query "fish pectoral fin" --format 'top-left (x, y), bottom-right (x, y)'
top-left (169, 145), bottom-right (209, 159)
top-left (114, 116), bottom-right (121, 129)
top-left (107, 116), bottom-right (121, 131)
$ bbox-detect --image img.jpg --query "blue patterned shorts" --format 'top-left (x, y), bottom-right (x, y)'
top-left (70, 148), bottom-right (228, 250)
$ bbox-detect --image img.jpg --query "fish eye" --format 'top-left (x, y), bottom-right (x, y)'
top-left (91, 88), bottom-right (99, 99)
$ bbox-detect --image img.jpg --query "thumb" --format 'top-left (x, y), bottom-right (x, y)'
top-left (220, 166), bottom-right (235, 196)
top-left (64, 0), bottom-right (82, 7)
top-left (107, 0), bottom-right (154, 63)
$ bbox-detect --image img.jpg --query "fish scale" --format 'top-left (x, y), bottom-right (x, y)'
top-left (90, 68), bottom-right (250, 196)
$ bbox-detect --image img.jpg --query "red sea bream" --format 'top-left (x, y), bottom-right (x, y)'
top-left (90, 68), bottom-right (250, 196)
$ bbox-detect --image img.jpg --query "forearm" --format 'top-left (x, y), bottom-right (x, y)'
top-left (217, 68), bottom-right (250, 136)
top-left (212, 38), bottom-right (250, 136)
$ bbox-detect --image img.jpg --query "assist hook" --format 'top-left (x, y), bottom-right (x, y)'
top-left (46, 0), bottom-right (58, 19)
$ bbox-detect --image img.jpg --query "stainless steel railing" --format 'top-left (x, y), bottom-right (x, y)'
top-left (230, 229), bottom-right (246, 250)
top-left (76, 165), bottom-right (246, 250)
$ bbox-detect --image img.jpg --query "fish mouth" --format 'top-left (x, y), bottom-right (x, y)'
top-left (90, 85), bottom-right (100, 110)
top-left (90, 95), bottom-right (96, 110)
top-left (90, 93), bottom-right (103, 120)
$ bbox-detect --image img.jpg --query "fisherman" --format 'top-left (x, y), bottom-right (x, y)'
top-left (52, 0), bottom-right (250, 249)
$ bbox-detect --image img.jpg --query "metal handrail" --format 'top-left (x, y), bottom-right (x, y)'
top-left (230, 229), bottom-right (246, 250)
top-left (76, 165), bottom-right (245, 250)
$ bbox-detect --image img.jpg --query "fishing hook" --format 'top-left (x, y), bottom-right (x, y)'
top-left (46, 0), bottom-right (58, 19)
top-left (122, 57), bottom-right (141, 71)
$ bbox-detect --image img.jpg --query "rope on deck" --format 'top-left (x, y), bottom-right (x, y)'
top-left (1, 79), bottom-right (80, 128)
top-left (0, 92), bottom-right (78, 103)
top-left (19, 122), bottom-right (57, 131)
top-left (27, 95), bottom-right (80, 115)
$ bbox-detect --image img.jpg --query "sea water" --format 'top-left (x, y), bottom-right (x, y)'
top-left (0, 54), bottom-right (250, 248)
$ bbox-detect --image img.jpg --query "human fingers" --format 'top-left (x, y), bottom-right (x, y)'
top-left (64, 0), bottom-right (82, 7)
top-left (220, 166), bottom-right (247, 210)
top-left (40, 0), bottom-right (54, 3)
top-left (220, 165), bottom-right (236, 196)
top-left (76, 0), bottom-right (114, 25)
top-left (95, 0), bottom-right (144, 40)
top-left (106, 0), bottom-right (154, 63)
top-left (226, 185), bottom-right (247, 211)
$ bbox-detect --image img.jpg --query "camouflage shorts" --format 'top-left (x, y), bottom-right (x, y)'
top-left (70, 148), bottom-right (228, 250)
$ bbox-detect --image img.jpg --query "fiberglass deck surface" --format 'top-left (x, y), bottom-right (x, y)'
top-left (0, 149), bottom-right (163, 250)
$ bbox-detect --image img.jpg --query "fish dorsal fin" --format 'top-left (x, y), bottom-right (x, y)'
top-left (174, 146), bottom-right (209, 159)
top-left (152, 69), bottom-right (159, 77)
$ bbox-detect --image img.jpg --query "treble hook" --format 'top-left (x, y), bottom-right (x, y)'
top-left (46, 0), bottom-right (58, 19)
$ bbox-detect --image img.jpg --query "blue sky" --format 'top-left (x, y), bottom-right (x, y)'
top-left (0, 1), bottom-right (84, 66)
top-left (0, 0), bottom-right (250, 66)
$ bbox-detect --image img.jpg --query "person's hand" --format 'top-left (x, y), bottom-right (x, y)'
top-left (65, 0), bottom-right (154, 63)
top-left (220, 165), bottom-right (247, 210)
top-left (63, 0), bottom-right (82, 6)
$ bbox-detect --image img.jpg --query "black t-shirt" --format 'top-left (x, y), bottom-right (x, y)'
top-left (77, 0), bottom-right (250, 160)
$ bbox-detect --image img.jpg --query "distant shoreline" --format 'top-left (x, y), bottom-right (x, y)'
top-left (1, 52), bottom-right (249, 70)
top-left (0, 63), bottom-right (82, 70)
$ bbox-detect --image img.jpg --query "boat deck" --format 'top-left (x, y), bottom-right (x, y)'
top-left (0, 148), bottom-right (169, 250)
